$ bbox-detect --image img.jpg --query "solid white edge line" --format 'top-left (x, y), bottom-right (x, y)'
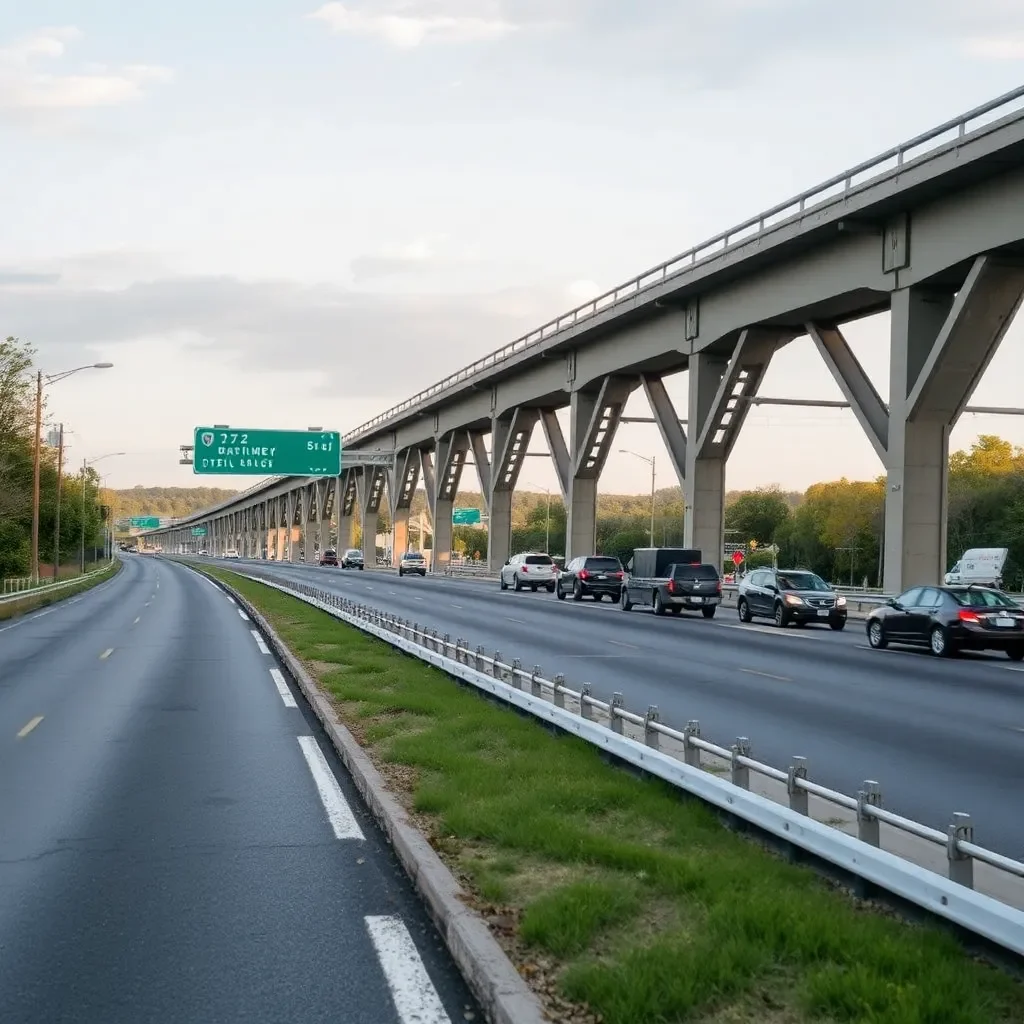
top-left (238, 608), bottom-right (250, 621)
top-left (365, 915), bottom-right (451, 1024)
top-left (269, 668), bottom-right (298, 707)
top-left (297, 736), bottom-right (365, 840)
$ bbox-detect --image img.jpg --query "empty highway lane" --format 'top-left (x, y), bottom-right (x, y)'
top-left (218, 559), bottom-right (1024, 860)
top-left (0, 555), bottom-right (477, 1024)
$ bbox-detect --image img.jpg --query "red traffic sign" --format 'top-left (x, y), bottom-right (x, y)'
top-left (732, 550), bottom-right (745, 565)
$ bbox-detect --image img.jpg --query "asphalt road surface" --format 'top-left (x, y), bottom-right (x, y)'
top-left (217, 557), bottom-right (1024, 861)
top-left (0, 555), bottom-right (479, 1024)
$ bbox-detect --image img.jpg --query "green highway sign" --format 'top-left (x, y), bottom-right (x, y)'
top-left (191, 526), bottom-right (208, 537)
top-left (452, 508), bottom-right (481, 525)
top-left (130, 517), bottom-right (161, 529)
top-left (192, 427), bottom-right (341, 477)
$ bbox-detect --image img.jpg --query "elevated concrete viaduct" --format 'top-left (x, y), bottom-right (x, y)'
top-left (147, 87), bottom-right (1024, 593)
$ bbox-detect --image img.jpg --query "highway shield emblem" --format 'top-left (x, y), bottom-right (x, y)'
top-left (201, 432), bottom-right (214, 447)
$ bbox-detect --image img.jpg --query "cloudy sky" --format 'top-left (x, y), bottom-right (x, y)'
top-left (2, 1), bottom-right (1024, 496)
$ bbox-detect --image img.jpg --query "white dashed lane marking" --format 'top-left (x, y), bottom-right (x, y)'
top-left (365, 915), bottom-right (451, 1024)
top-left (251, 630), bottom-right (270, 655)
top-left (297, 736), bottom-right (365, 840)
top-left (269, 668), bottom-right (296, 707)
top-left (238, 609), bottom-right (250, 621)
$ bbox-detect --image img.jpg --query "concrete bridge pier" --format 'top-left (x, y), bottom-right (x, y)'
top-left (388, 452), bottom-right (420, 565)
top-left (358, 465), bottom-right (386, 567)
top-left (485, 409), bottom-right (536, 571)
top-left (429, 433), bottom-right (470, 572)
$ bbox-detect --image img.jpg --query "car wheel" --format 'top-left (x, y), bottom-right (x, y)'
top-left (572, 581), bottom-right (583, 602)
top-left (499, 574), bottom-right (507, 590)
top-left (737, 598), bottom-right (752, 623)
top-left (929, 625), bottom-right (953, 657)
top-left (701, 606), bottom-right (716, 619)
top-left (829, 619), bottom-right (846, 632)
top-left (359, 565), bottom-right (364, 570)
top-left (867, 620), bottom-right (887, 648)
top-left (513, 575), bottom-right (523, 592)
top-left (774, 603), bottom-right (787, 628)
top-left (531, 585), bottom-right (538, 592)
top-left (653, 592), bottom-right (667, 616)
top-left (621, 588), bottom-right (633, 612)
top-left (1007, 646), bottom-right (1024, 662)
top-left (556, 583), bottom-right (566, 600)
top-left (399, 568), bottom-right (404, 577)
top-left (546, 583), bottom-right (556, 593)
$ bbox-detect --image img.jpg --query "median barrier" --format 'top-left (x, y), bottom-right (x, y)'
top-left (191, 563), bottom-right (1024, 957)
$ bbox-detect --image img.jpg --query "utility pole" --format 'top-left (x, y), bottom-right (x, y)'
top-left (649, 455), bottom-right (656, 547)
top-left (52, 424), bottom-right (64, 580)
top-left (30, 371), bottom-right (42, 581)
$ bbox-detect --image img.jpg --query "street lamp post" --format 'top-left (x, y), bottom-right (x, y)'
top-left (619, 450), bottom-right (656, 546)
top-left (30, 363), bottom-right (113, 580)
top-left (81, 452), bottom-right (125, 573)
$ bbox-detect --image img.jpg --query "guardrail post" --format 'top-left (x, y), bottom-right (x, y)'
top-left (492, 651), bottom-right (503, 681)
top-left (511, 658), bottom-right (522, 689)
top-left (580, 684), bottom-right (594, 721)
top-left (644, 706), bottom-right (660, 749)
top-left (787, 756), bottom-right (809, 815)
top-left (610, 693), bottom-right (625, 734)
top-left (947, 812), bottom-right (975, 888)
top-left (530, 666), bottom-right (543, 698)
top-left (683, 720), bottom-right (701, 768)
top-left (475, 645), bottom-right (485, 671)
top-left (455, 638), bottom-right (464, 664)
top-left (857, 780), bottom-right (882, 846)
top-left (730, 737), bottom-right (751, 789)
top-left (553, 673), bottom-right (566, 709)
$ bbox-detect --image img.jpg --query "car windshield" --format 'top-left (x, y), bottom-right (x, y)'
top-left (584, 557), bottom-right (621, 570)
top-left (777, 572), bottom-right (830, 592)
top-left (949, 588), bottom-right (1016, 608)
top-left (345, 549), bottom-right (361, 556)
top-left (671, 564), bottom-right (718, 580)
top-left (404, 552), bottom-right (424, 561)
top-left (525, 555), bottom-right (553, 565)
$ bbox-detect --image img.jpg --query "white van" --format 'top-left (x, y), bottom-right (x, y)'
top-left (944, 547), bottom-right (1007, 587)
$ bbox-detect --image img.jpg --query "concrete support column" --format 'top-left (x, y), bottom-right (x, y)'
top-left (304, 527), bottom-right (316, 563)
top-left (276, 527), bottom-right (286, 561)
top-left (358, 465), bottom-right (386, 567)
top-left (319, 517), bottom-right (331, 555)
top-left (489, 489), bottom-right (513, 569)
top-left (360, 505), bottom-right (376, 564)
top-left (883, 257), bottom-right (1024, 591)
top-left (434, 498), bottom-right (454, 571)
top-left (337, 515), bottom-right (354, 551)
top-left (392, 508), bottom-right (410, 558)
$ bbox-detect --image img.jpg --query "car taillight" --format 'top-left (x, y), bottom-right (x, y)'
top-left (716, 579), bottom-right (722, 592)
top-left (521, 565), bottom-right (528, 572)
top-left (667, 578), bottom-right (675, 594)
top-left (615, 571), bottom-right (623, 579)
top-left (958, 609), bottom-right (981, 624)
top-left (579, 569), bottom-right (590, 580)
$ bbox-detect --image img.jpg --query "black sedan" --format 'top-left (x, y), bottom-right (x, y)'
top-left (866, 584), bottom-right (1024, 660)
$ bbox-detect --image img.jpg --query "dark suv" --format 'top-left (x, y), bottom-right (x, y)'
top-left (341, 548), bottom-right (364, 569)
top-left (556, 555), bottom-right (624, 601)
top-left (737, 568), bottom-right (847, 630)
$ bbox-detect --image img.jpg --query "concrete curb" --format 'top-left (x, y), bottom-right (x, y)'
top-left (202, 568), bottom-right (548, 1024)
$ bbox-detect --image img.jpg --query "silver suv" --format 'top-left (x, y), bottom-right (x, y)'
top-left (500, 553), bottom-right (557, 593)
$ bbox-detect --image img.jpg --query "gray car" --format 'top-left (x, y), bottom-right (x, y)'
top-left (736, 568), bottom-right (847, 630)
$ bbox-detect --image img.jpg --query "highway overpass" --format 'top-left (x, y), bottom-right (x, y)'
top-left (146, 85), bottom-right (1024, 595)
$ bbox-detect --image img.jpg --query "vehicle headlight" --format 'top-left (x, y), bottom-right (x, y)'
top-left (784, 594), bottom-right (803, 606)
top-left (836, 595), bottom-right (847, 607)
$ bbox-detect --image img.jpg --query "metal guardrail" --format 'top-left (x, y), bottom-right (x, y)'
top-left (343, 85), bottom-right (1024, 444)
top-left (2, 577), bottom-right (34, 596)
top-left (208, 567), bottom-right (1024, 954)
top-left (0, 563), bottom-right (115, 605)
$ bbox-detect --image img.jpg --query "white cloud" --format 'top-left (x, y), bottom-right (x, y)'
top-left (964, 35), bottom-right (1024, 59)
top-left (308, 2), bottom-right (518, 48)
top-left (0, 27), bottom-right (172, 113)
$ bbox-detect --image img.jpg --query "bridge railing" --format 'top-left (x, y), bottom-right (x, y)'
top-left (343, 84), bottom-right (1024, 444)
top-left (0, 563), bottom-right (115, 606)
top-left (206, 566), bottom-right (1024, 954)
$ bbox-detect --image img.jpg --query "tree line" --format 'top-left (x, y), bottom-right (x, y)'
top-left (0, 338), bottom-right (111, 578)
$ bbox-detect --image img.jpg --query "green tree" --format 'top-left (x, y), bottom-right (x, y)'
top-left (725, 486), bottom-right (792, 544)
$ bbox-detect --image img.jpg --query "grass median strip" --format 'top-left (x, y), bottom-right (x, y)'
top-left (206, 567), bottom-right (1024, 1024)
top-left (0, 562), bottom-right (121, 622)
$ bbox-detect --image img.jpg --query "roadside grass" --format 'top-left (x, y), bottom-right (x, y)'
top-left (206, 567), bottom-right (1024, 1024)
top-left (0, 561), bottom-right (120, 622)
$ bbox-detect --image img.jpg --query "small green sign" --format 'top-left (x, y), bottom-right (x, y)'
top-left (191, 526), bottom-right (208, 537)
top-left (192, 427), bottom-right (341, 477)
top-left (452, 508), bottom-right (481, 525)
top-left (130, 516), bottom-right (161, 529)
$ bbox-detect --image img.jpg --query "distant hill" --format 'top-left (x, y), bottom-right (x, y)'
top-left (102, 486), bottom-right (239, 520)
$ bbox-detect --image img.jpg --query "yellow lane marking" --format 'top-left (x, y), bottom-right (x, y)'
top-left (17, 716), bottom-right (43, 738)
